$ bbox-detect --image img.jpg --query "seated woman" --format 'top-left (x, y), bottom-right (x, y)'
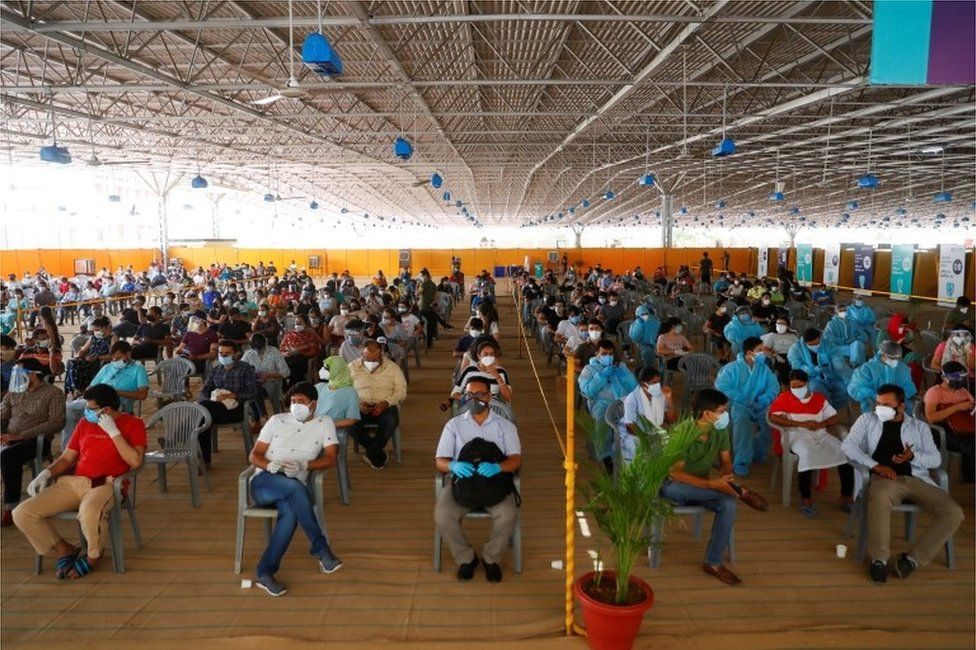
top-left (655, 317), bottom-right (693, 371)
top-left (768, 370), bottom-right (854, 517)
top-left (924, 361), bottom-right (975, 483)
top-left (761, 315), bottom-right (799, 384)
top-left (704, 302), bottom-right (733, 363)
top-left (932, 326), bottom-right (974, 379)
top-left (618, 366), bottom-right (676, 463)
top-left (279, 315), bottom-right (323, 390)
top-left (175, 316), bottom-right (219, 375)
top-left (441, 338), bottom-right (513, 411)
top-left (64, 316), bottom-right (112, 397)
top-left (314, 355), bottom-right (361, 430)
top-left (18, 319), bottom-right (65, 380)
top-left (751, 292), bottom-right (779, 326)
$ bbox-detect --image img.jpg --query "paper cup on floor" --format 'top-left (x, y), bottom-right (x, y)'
top-left (550, 560), bottom-right (564, 570)
top-left (241, 579), bottom-right (253, 589)
top-left (835, 544), bottom-right (848, 559)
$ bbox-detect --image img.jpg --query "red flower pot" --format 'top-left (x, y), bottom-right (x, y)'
top-left (574, 571), bottom-right (654, 650)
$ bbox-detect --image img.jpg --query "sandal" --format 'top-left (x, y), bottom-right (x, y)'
top-left (67, 556), bottom-right (93, 580)
top-left (55, 549), bottom-right (80, 580)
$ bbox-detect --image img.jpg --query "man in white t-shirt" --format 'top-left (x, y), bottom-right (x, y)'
top-left (247, 381), bottom-right (340, 597)
top-left (619, 366), bottom-right (676, 462)
top-left (434, 378), bottom-right (522, 583)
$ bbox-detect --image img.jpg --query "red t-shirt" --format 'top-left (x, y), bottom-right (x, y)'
top-left (67, 414), bottom-right (147, 479)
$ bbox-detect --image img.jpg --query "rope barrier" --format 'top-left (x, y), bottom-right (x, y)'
top-left (564, 355), bottom-right (577, 637)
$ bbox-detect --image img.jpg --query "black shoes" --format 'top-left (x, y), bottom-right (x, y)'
top-left (869, 560), bottom-right (888, 584)
top-left (485, 562), bottom-right (503, 583)
top-left (457, 556), bottom-right (479, 581)
top-left (894, 553), bottom-right (917, 580)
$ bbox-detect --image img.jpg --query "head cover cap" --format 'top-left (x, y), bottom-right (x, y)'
top-left (880, 341), bottom-right (903, 359)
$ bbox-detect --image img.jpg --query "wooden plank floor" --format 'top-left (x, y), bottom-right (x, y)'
top-left (1, 287), bottom-right (972, 648)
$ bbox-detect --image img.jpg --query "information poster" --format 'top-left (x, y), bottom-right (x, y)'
top-left (757, 248), bottom-right (769, 278)
top-left (823, 244), bottom-right (840, 286)
top-left (890, 244), bottom-right (915, 301)
top-left (852, 244), bottom-right (874, 294)
top-left (938, 243), bottom-right (966, 306)
top-left (777, 247), bottom-right (789, 272)
top-left (795, 244), bottom-right (813, 284)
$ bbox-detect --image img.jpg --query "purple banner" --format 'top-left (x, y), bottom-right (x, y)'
top-left (928, 0), bottom-right (976, 84)
top-left (852, 244), bottom-right (875, 292)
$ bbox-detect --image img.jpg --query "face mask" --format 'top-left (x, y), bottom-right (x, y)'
top-left (853, 299), bottom-right (863, 307)
top-left (290, 403), bottom-right (311, 421)
top-left (468, 329), bottom-right (483, 338)
top-left (588, 331), bottom-right (602, 341)
top-left (807, 343), bottom-right (820, 353)
top-left (397, 306), bottom-right (408, 314)
top-left (0, 349), bottom-right (14, 362)
top-left (883, 357), bottom-right (899, 369)
top-left (952, 334), bottom-right (967, 345)
top-left (598, 297), bottom-right (606, 304)
top-left (218, 354), bottom-right (233, 366)
top-left (480, 355), bottom-right (496, 366)
top-left (960, 307), bottom-right (969, 314)
top-left (752, 351), bottom-right (766, 363)
top-left (110, 359), bottom-right (127, 370)
top-left (569, 316), bottom-right (581, 325)
top-left (8, 368), bottom-right (28, 393)
top-left (310, 318), bottom-right (320, 326)
top-left (790, 386), bottom-right (809, 400)
top-left (363, 360), bottom-right (380, 371)
top-left (946, 377), bottom-right (966, 390)
top-left (83, 407), bottom-right (101, 423)
top-left (609, 300), bottom-right (618, 306)
top-left (348, 333), bottom-right (363, 345)
top-left (875, 405), bottom-right (897, 423)
top-left (646, 382), bottom-right (663, 397)
top-left (713, 411), bottom-right (731, 430)
top-left (467, 396), bottom-right (489, 413)
top-left (294, 325), bottom-right (305, 332)
top-left (37, 339), bottom-right (50, 349)
top-left (597, 355), bottom-right (613, 367)
top-left (340, 309), bottom-right (349, 315)
top-left (717, 307), bottom-right (727, 315)
top-left (674, 325), bottom-right (683, 334)
top-left (836, 311), bottom-right (847, 320)
top-left (739, 314), bottom-right (752, 324)
top-left (319, 367), bottom-right (330, 382)
top-left (776, 323), bottom-right (788, 334)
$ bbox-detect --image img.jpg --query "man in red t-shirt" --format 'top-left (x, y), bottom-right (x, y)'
top-left (13, 384), bottom-right (145, 580)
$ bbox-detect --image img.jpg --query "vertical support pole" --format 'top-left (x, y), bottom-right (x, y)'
top-left (564, 355), bottom-right (576, 636)
top-left (157, 193), bottom-right (170, 268)
top-left (661, 193), bottom-right (674, 248)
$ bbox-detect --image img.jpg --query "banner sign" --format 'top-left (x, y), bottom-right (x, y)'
top-left (777, 247), bottom-right (789, 272)
top-left (938, 243), bottom-right (966, 306)
top-left (852, 244), bottom-right (875, 294)
top-left (795, 244), bottom-right (813, 285)
top-left (890, 244), bottom-right (915, 301)
top-left (757, 248), bottom-right (769, 278)
top-left (823, 244), bottom-right (840, 286)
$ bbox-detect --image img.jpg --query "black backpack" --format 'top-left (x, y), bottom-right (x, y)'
top-left (451, 437), bottom-right (519, 509)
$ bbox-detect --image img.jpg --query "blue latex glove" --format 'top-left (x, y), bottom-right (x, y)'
top-left (450, 460), bottom-right (476, 478)
top-left (476, 462), bottom-right (502, 478)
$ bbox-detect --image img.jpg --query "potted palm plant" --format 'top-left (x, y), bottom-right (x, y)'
top-left (574, 413), bottom-right (700, 650)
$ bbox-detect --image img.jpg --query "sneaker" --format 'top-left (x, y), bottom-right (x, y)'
top-left (485, 562), bottom-right (503, 583)
top-left (317, 548), bottom-right (343, 574)
top-left (361, 451), bottom-right (387, 471)
top-left (799, 503), bottom-right (820, 518)
top-left (255, 573), bottom-right (287, 597)
top-left (868, 560), bottom-right (888, 585)
top-left (457, 556), bottom-right (479, 581)
top-left (894, 553), bottom-right (917, 580)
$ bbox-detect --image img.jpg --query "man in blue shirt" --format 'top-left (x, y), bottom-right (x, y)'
top-left (62, 341), bottom-right (148, 446)
top-left (202, 282), bottom-right (222, 311)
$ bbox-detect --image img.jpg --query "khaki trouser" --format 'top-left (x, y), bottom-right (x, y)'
top-left (12, 475), bottom-right (115, 558)
top-left (434, 487), bottom-right (517, 566)
top-left (867, 475), bottom-right (964, 566)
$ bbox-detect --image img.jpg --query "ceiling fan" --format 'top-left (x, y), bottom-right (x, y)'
top-left (252, 0), bottom-right (307, 106)
top-left (84, 122), bottom-right (149, 166)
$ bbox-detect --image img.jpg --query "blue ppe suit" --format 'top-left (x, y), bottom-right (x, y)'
top-left (714, 354), bottom-right (780, 476)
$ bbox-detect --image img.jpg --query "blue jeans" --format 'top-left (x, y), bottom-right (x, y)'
top-left (660, 480), bottom-right (737, 566)
top-left (250, 470), bottom-right (328, 577)
top-left (730, 403), bottom-right (770, 476)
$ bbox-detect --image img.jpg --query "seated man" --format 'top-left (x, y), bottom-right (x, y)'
top-left (13, 384), bottom-right (145, 579)
top-left (847, 297), bottom-right (877, 345)
top-left (628, 305), bottom-right (660, 370)
top-left (810, 283), bottom-right (835, 306)
top-left (942, 296), bottom-right (973, 333)
top-left (619, 366), bottom-right (675, 463)
top-left (769, 370), bottom-right (854, 517)
top-left (823, 304), bottom-right (869, 367)
top-left (842, 384), bottom-right (964, 584)
top-left (722, 306), bottom-right (765, 355)
top-left (564, 318), bottom-right (604, 369)
top-left (579, 340), bottom-right (637, 469)
top-left (349, 340), bottom-right (407, 469)
top-left (661, 389), bottom-right (765, 586)
top-left (848, 341), bottom-right (917, 414)
top-left (924, 362), bottom-right (974, 483)
top-left (130, 306), bottom-right (170, 360)
top-left (787, 328), bottom-right (851, 410)
top-left (1, 358), bottom-right (65, 526)
top-left (453, 318), bottom-right (484, 359)
top-left (63, 341), bottom-right (148, 446)
top-left (338, 319), bottom-right (367, 364)
top-left (715, 336), bottom-right (779, 477)
top-left (434, 378), bottom-right (521, 583)
top-left (247, 382), bottom-right (342, 597)
top-left (197, 340), bottom-right (261, 466)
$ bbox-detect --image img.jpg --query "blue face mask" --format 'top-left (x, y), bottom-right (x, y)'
top-left (752, 351), bottom-right (766, 363)
top-left (807, 343), bottom-right (820, 353)
top-left (83, 407), bottom-right (101, 423)
top-left (217, 354), bottom-right (233, 366)
top-left (110, 359), bottom-right (127, 370)
top-left (739, 314), bottom-right (752, 324)
top-left (597, 355), bottom-right (613, 367)
top-left (714, 411), bottom-right (730, 430)
top-left (569, 316), bottom-right (581, 325)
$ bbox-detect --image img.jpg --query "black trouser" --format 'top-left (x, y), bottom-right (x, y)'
top-left (421, 308), bottom-right (440, 347)
top-left (946, 431), bottom-right (975, 483)
top-left (1, 437), bottom-right (50, 506)
top-left (131, 343), bottom-right (160, 360)
top-left (198, 400), bottom-right (244, 465)
top-left (284, 354), bottom-right (313, 390)
top-left (350, 406), bottom-right (398, 466)
top-left (798, 463), bottom-right (854, 500)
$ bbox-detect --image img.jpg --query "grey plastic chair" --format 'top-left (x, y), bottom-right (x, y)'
top-left (919, 330), bottom-right (941, 358)
top-left (648, 507), bottom-right (736, 568)
top-left (676, 354), bottom-right (721, 413)
top-left (766, 411), bottom-right (848, 507)
top-left (34, 469), bottom-right (143, 575)
top-left (148, 357), bottom-right (194, 408)
top-left (143, 402), bottom-right (212, 508)
top-left (604, 399), bottom-right (625, 475)
top-left (433, 473), bottom-right (522, 574)
top-left (235, 465), bottom-right (328, 574)
top-left (333, 427), bottom-right (351, 505)
top-left (213, 398), bottom-right (259, 460)
top-left (352, 407), bottom-right (403, 464)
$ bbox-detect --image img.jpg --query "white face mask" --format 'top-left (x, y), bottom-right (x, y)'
top-left (836, 311), bottom-right (847, 320)
top-left (588, 331), bottom-right (602, 341)
top-left (790, 386), bottom-right (809, 400)
top-left (762, 299), bottom-right (771, 306)
top-left (294, 325), bottom-right (305, 332)
top-left (290, 402), bottom-right (311, 421)
top-left (960, 307), bottom-right (969, 314)
top-left (673, 325), bottom-right (683, 334)
top-left (952, 334), bottom-right (967, 345)
top-left (775, 323), bottom-right (788, 334)
top-left (480, 355), bottom-right (496, 366)
top-left (469, 330), bottom-right (482, 338)
top-left (318, 367), bottom-right (330, 381)
top-left (875, 405), bottom-right (897, 423)
top-left (645, 382), bottom-right (663, 397)
top-left (340, 309), bottom-right (349, 315)
top-left (363, 360), bottom-right (380, 371)
top-left (883, 357), bottom-right (899, 369)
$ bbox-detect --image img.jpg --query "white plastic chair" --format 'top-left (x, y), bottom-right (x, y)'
top-left (767, 411), bottom-right (848, 507)
top-left (648, 507), bottom-right (736, 568)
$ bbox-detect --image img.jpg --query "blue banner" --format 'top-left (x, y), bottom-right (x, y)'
top-left (853, 244), bottom-right (875, 293)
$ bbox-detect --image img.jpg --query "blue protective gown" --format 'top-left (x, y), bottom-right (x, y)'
top-left (822, 315), bottom-right (868, 366)
top-left (715, 354), bottom-right (781, 476)
top-left (847, 355), bottom-right (917, 413)
top-left (786, 338), bottom-right (852, 410)
top-left (629, 316), bottom-right (661, 369)
top-left (579, 359), bottom-right (638, 459)
top-left (722, 315), bottom-right (766, 355)
top-left (847, 303), bottom-right (876, 343)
